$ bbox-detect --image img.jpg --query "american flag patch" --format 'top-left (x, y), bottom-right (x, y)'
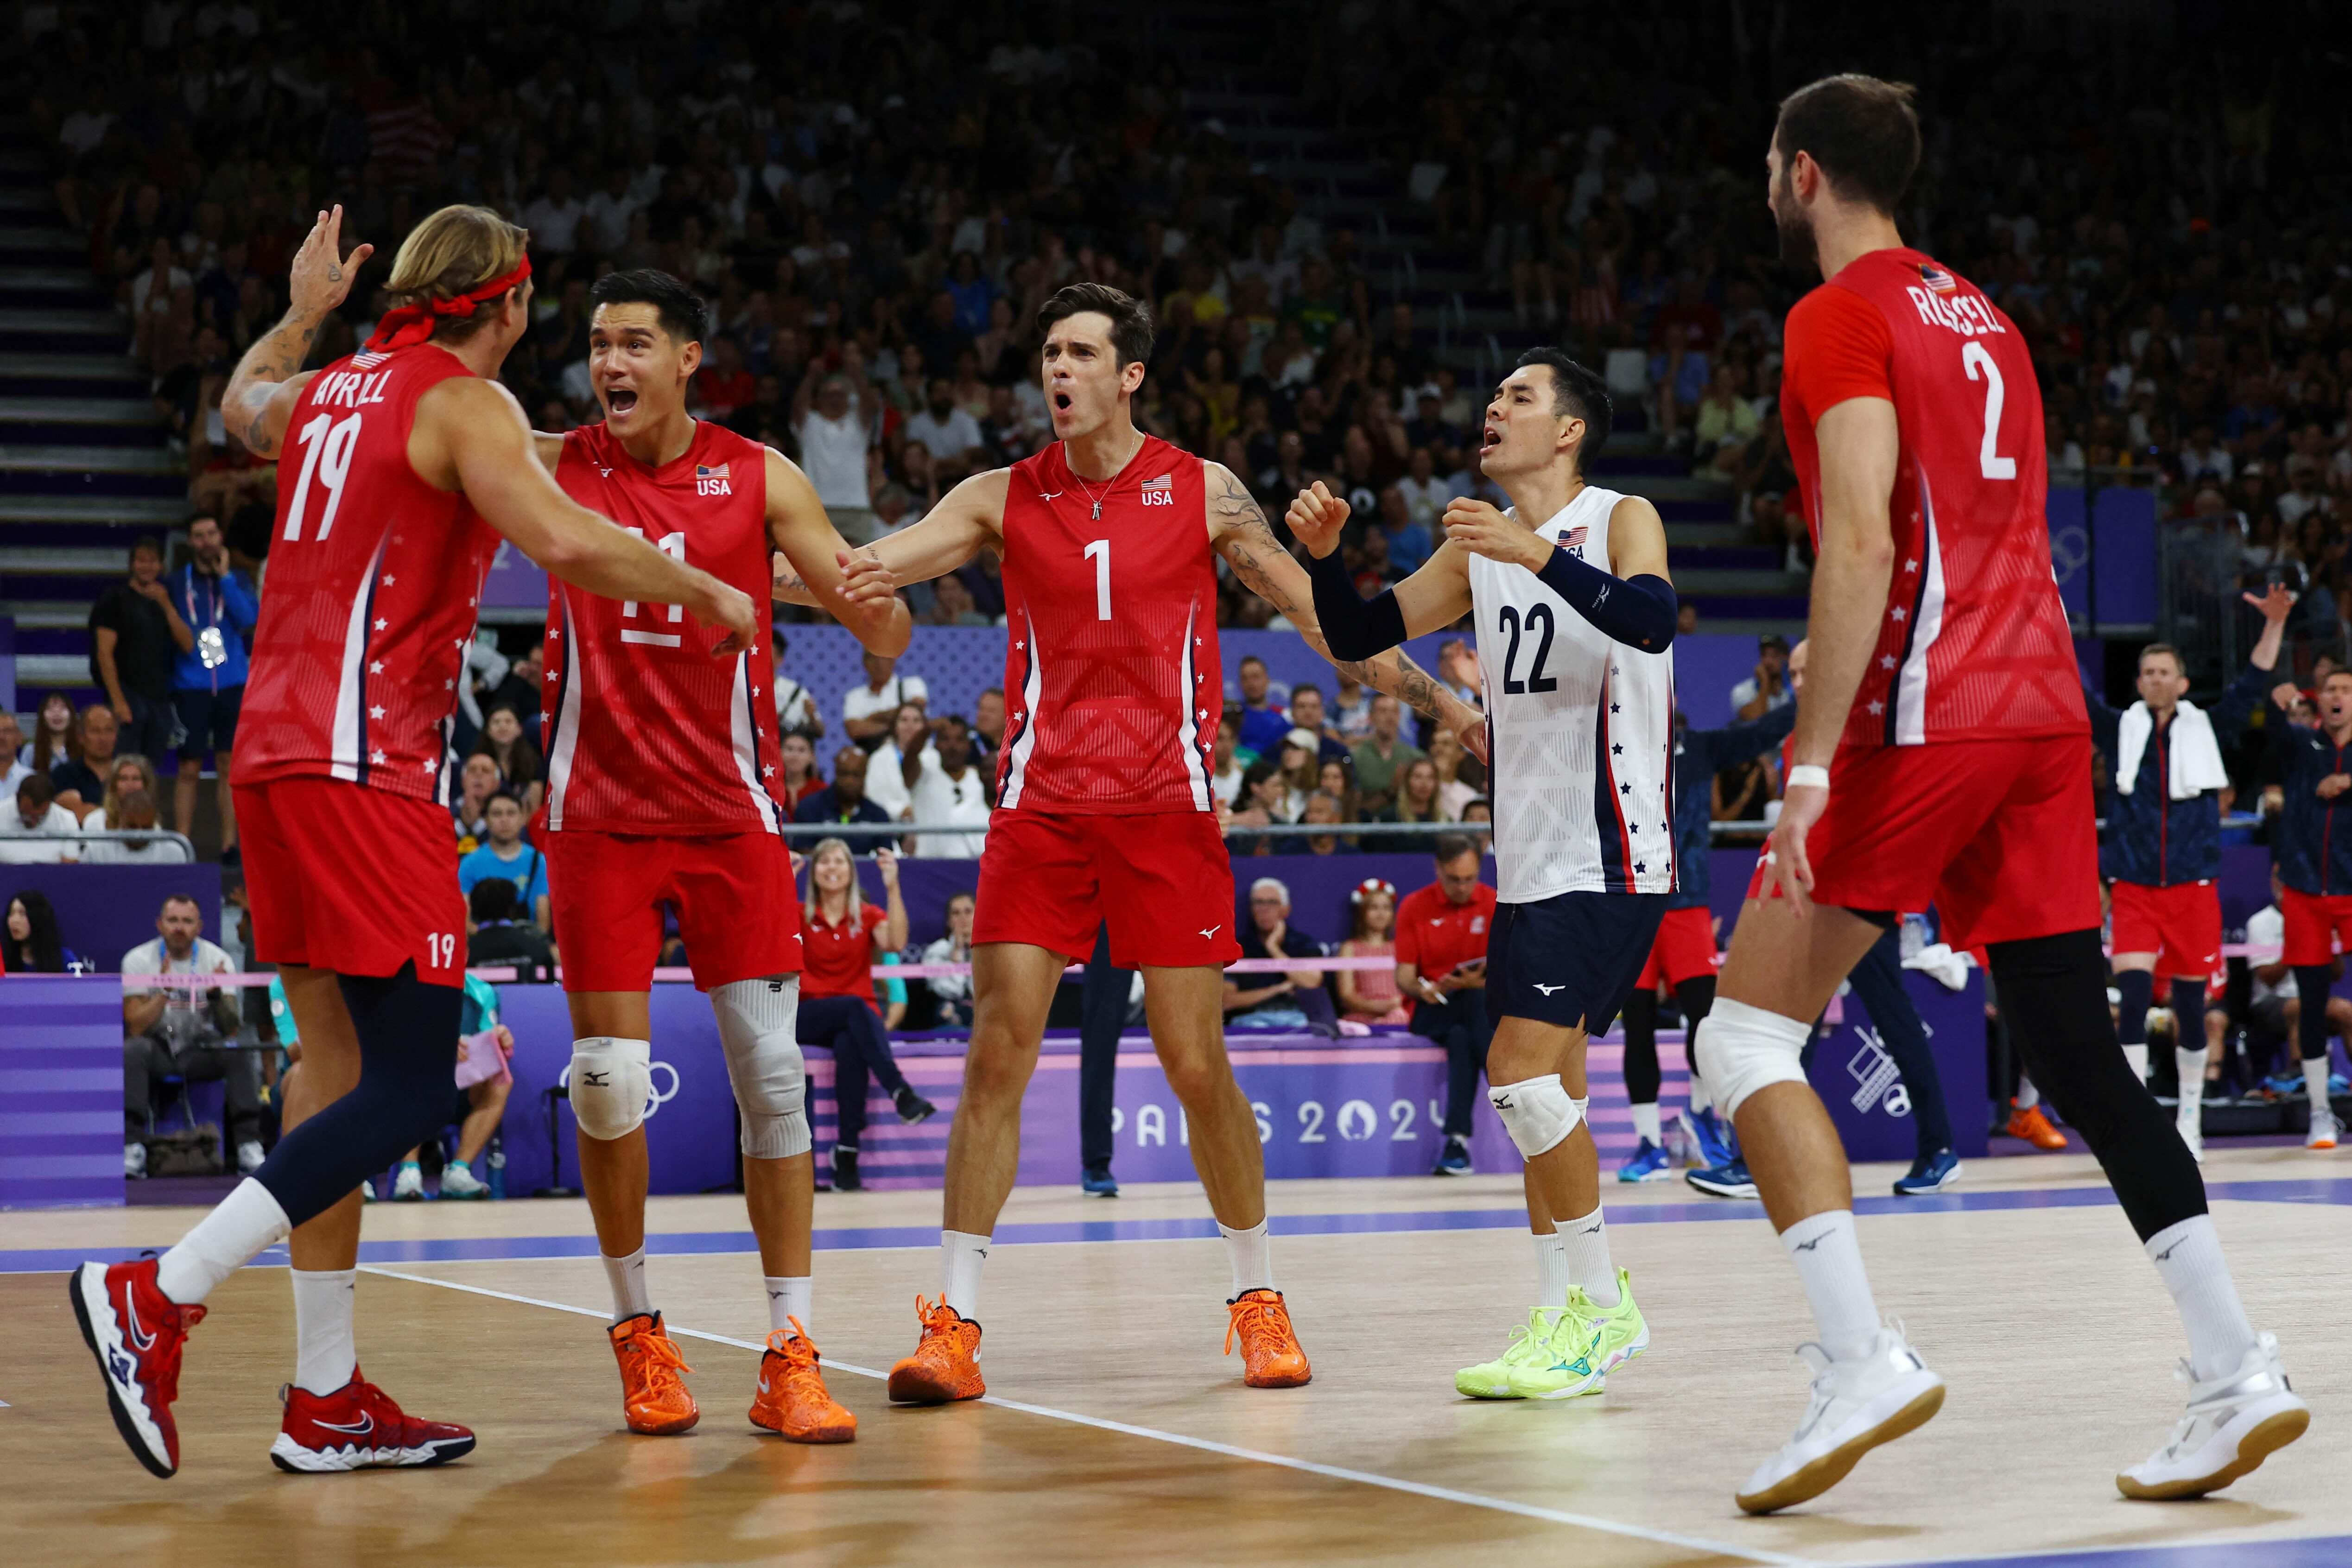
top-left (352, 350), bottom-right (389, 369)
top-left (1140, 473), bottom-right (1173, 492)
top-left (696, 463), bottom-right (730, 480)
top-left (1918, 262), bottom-right (1957, 294)
top-left (1558, 525), bottom-right (1589, 547)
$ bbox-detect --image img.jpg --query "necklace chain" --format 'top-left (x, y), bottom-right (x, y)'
top-left (1065, 435), bottom-right (1146, 520)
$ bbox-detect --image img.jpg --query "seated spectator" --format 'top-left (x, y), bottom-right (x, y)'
top-left (1373, 757), bottom-right (1451, 845)
top-left (1224, 876), bottom-right (1326, 1029)
top-left (1350, 693), bottom-right (1426, 813)
top-left (924, 573), bottom-right (991, 626)
top-left (921, 890), bottom-right (979, 1028)
top-left (1232, 655), bottom-right (1289, 759)
top-left (388, 972), bottom-right (514, 1201)
top-left (903, 378), bottom-right (989, 483)
top-left (26, 691), bottom-right (78, 774)
top-left (471, 705), bottom-right (545, 815)
top-left (1331, 673), bottom-right (1373, 740)
top-left (464, 877), bottom-right (557, 979)
top-left (1282, 790), bottom-right (1356, 857)
top-left (776, 732), bottom-right (826, 815)
top-left (1429, 728), bottom-right (1481, 821)
top-left (80, 787), bottom-right (184, 863)
top-left (122, 893), bottom-right (262, 1178)
top-left (1239, 756), bottom-right (1292, 826)
top-left (1336, 878), bottom-right (1410, 1024)
top-left (796, 841), bottom-right (934, 1190)
top-left (1, 774), bottom-right (82, 864)
top-left (458, 793), bottom-right (551, 930)
top-left (1208, 717), bottom-right (1245, 806)
top-left (770, 634), bottom-right (825, 739)
top-left (1461, 797), bottom-right (1493, 823)
top-left (1378, 483), bottom-right (1434, 576)
top-left (0, 711), bottom-right (31, 800)
top-left (795, 746), bottom-right (893, 828)
top-left (1277, 730), bottom-right (1322, 820)
top-left (452, 754), bottom-right (501, 851)
top-left (842, 650), bottom-right (929, 751)
top-left (865, 701), bottom-right (942, 823)
top-left (1730, 634), bottom-right (1794, 718)
top-left (972, 686), bottom-right (1006, 757)
top-left (6, 888), bottom-right (79, 972)
top-left (1286, 683), bottom-right (1354, 773)
top-left (1315, 759), bottom-right (1362, 827)
top-left (51, 702), bottom-right (123, 819)
top-left (93, 753), bottom-right (164, 829)
top-left (912, 714), bottom-right (991, 859)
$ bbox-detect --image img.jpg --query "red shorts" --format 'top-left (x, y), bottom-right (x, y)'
top-left (2281, 886), bottom-right (2352, 966)
top-left (1754, 736), bottom-right (2101, 950)
top-left (1637, 905), bottom-right (1718, 988)
top-left (2108, 879), bottom-right (2222, 979)
top-left (236, 776), bottom-right (466, 985)
top-left (545, 830), bottom-right (803, 993)
top-left (973, 810), bottom-right (1242, 968)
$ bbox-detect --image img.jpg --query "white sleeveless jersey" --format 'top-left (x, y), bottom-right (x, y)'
top-left (1469, 484), bottom-right (1677, 904)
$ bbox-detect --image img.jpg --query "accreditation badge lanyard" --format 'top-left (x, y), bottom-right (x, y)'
top-left (184, 566), bottom-right (228, 690)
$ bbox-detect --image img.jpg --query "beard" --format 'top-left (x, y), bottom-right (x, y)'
top-left (1773, 175), bottom-right (1819, 273)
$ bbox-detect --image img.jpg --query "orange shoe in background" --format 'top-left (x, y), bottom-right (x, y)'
top-left (748, 1321), bottom-right (856, 1443)
top-left (1225, 1289), bottom-right (1312, 1388)
top-left (887, 1295), bottom-right (985, 1404)
top-left (609, 1311), bottom-right (699, 1434)
top-left (2005, 1101), bottom-right (2068, 1151)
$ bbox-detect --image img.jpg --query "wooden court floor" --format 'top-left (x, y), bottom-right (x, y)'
top-left (4, 1149), bottom-right (2350, 1568)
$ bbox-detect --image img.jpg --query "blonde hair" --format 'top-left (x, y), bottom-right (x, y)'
top-left (804, 838), bottom-right (864, 925)
top-left (384, 205), bottom-right (530, 341)
top-left (102, 753), bottom-right (161, 826)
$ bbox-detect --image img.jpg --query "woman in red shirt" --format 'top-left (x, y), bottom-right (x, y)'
top-left (777, 733), bottom-right (826, 815)
top-left (796, 839), bottom-right (932, 1191)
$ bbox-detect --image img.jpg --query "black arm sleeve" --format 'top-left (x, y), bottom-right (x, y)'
top-left (1530, 546), bottom-right (1676, 652)
top-left (1306, 548), bottom-right (1407, 661)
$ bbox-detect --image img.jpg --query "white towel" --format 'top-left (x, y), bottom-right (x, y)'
top-left (2115, 699), bottom-right (2229, 800)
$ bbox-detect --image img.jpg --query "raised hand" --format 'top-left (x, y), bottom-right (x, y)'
top-left (1283, 481), bottom-right (1351, 560)
top-left (2244, 582), bottom-right (2298, 623)
top-left (288, 204), bottom-right (374, 320)
top-left (2272, 682), bottom-right (2304, 713)
top-left (1442, 497), bottom-right (1546, 569)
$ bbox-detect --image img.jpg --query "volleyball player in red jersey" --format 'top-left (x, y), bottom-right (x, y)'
top-left (1694, 78), bottom-right (2304, 1514)
top-left (70, 206), bottom-right (756, 1479)
top-left (799, 282), bottom-right (1483, 1398)
top-left (520, 269), bottom-right (907, 1443)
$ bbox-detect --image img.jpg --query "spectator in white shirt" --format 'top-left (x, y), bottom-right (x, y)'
top-left (121, 893), bottom-right (263, 1176)
top-left (865, 702), bottom-right (942, 824)
top-left (1, 773), bottom-right (81, 864)
top-left (842, 651), bottom-right (928, 749)
top-left (921, 891), bottom-right (980, 1027)
top-left (1208, 716), bottom-right (1245, 806)
top-left (79, 788), bottom-right (185, 863)
top-left (770, 633), bottom-right (824, 738)
top-left (911, 714), bottom-right (991, 859)
top-left (902, 379), bottom-right (989, 483)
top-left (793, 360), bottom-right (877, 542)
top-left (0, 712), bottom-right (30, 800)
top-left (1730, 634), bottom-right (1795, 718)
top-left (520, 165), bottom-right (585, 253)
top-left (1395, 444), bottom-right (1449, 526)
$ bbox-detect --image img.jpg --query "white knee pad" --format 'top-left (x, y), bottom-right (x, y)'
top-left (712, 977), bottom-right (809, 1160)
top-left (1488, 1073), bottom-right (1583, 1159)
top-left (568, 1036), bottom-right (653, 1142)
top-left (1692, 998), bottom-right (1812, 1119)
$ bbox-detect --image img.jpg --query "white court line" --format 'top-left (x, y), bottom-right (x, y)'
top-left (360, 1263), bottom-right (1812, 1568)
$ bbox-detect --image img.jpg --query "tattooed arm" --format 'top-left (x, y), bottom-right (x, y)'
top-left (1205, 461), bottom-right (1487, 758)
top-left (222, 204), bottom-right (374, 458)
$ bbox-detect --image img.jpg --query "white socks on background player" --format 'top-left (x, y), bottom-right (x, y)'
top-left (1780, 1210), bottom-right (1882, 1364)
top-left (291, 1268), bottom-right (358, 1396)
top-left (2305, 1057), bottom-right (2333, 1119)
top-left (2015, 1074), bottom-right (2043, 1111)
top-left (1531, 1206), bottom-right (1618, 1309)
top-left (2144, 1216), bottom-right (2257, 1381)
top-left (2177, 1047), bottom-right (2210, 1124)
top-left (1629, 1102), bottom-right (1663, 1148)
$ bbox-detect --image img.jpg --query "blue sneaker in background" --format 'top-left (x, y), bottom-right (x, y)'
top-left (1679, 1106), bottom-right (1734, 1169)
top-left (1685, 1157), bottom-right (1758, 1199)
top-left (1617, 1137), bottom-right (1673, 1182)
top-left (1082, 1166), bottom-right (1119, 1198)
top-left (1892, 1149), bottom-right (1962, 1195)
top-left (1433, 1136), bottom-right (1473, 1176)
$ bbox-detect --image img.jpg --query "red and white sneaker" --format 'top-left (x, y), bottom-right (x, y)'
top-left (270, 1370), bottom-right (477, 1473)
top-left (70, 1257), bottom-right (205, 1479)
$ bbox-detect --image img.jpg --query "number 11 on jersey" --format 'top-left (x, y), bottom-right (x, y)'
top-left (621, 529), bottom-right (688, 645)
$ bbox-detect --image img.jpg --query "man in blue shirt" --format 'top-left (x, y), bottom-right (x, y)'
top-left (1231, 655), bottom-right (1291, 760)
top-left (793, 746), bottom-right (894, 830)
top-left (169, 514), bottom-right (260, 853)
top-left (457, 794), bottom-right (550, 930)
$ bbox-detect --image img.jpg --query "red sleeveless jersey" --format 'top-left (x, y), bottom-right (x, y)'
top-left (1780, 247), bottom-right (2086, 747)
top-left (995, 436), bottom-right (1221, 814)
top-left (539, 420), bottom-right (790, 837)
top-left (235, 343), bottom-right (498, 802)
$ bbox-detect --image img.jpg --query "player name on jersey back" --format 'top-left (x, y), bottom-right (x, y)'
top-left (541, 421), bottom-right (791, 836)
top-left (234, 343), bottom-right (498, 803)
top-left (995, 436), bottom-right (1223, 815)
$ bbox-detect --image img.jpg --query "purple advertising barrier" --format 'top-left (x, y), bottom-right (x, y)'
top-left (0, 976), bottom-right (126, 1209)
top-left (1, 866), bottom-right (224, 974)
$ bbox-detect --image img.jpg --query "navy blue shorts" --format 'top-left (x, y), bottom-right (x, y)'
top-left (1487, 890), bottom-right (1667, 1034)
top-left (172, 683), bottom-right (242, 759)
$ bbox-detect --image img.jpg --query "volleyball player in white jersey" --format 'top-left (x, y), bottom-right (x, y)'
top-left (1292, 349), bottom-right (1677, 1398)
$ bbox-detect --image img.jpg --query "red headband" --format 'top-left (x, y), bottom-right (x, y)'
top-left (365, 254), bottom-right (533, 351)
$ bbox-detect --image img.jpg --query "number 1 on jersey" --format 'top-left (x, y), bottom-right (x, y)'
top-left (1961, 342), bottom-right (2017, 481)
top-left (1084, 538), bottom-right (1111, 621)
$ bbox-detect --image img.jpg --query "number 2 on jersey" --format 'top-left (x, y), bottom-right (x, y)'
top-left (282, 412), bottom-right (363, 542)
top-left (1497, 604), bottom-right (1557, 694)
top-left (1961, 342), bottom-right (2017, 481)
top-left (1084, 538), bottom-right (1111, 620)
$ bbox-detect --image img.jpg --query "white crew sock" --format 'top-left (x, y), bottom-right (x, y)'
top-left (1629, 1102), bottom-right (1662, 1148)
top-left (2176, 1047), bottom-right (2209, 1124)
top-left (941, 1229), bottom-right (991, 1319)
top-left (1532, 1232), bottom-right (1570, 1308)
top-left (602, 1247), bottom-right (651, 1322)
top-left (1560, 1204), bottom-right (1618, 1307)
top-left (155, 1178), bottom-right (292, 1305)
top-left (2304, 1056), bottom-right (2333, 1120)
top-left (2121, 1042), bottom-right (2150, 1083)
top-left (765, 1276), bottom-right (813, 1338)
top-left (1218, 1220), bottom-right (1274, 1298)
top-left (2015, 1074), bottom-right (2041, 1111)
top-left (1779, 1209), bottom-right (1881, 1363)
top-left (2144, 1215), bottom-right (2258, 1381)
top-left (290, 1268), bottom-right (358, 1396)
